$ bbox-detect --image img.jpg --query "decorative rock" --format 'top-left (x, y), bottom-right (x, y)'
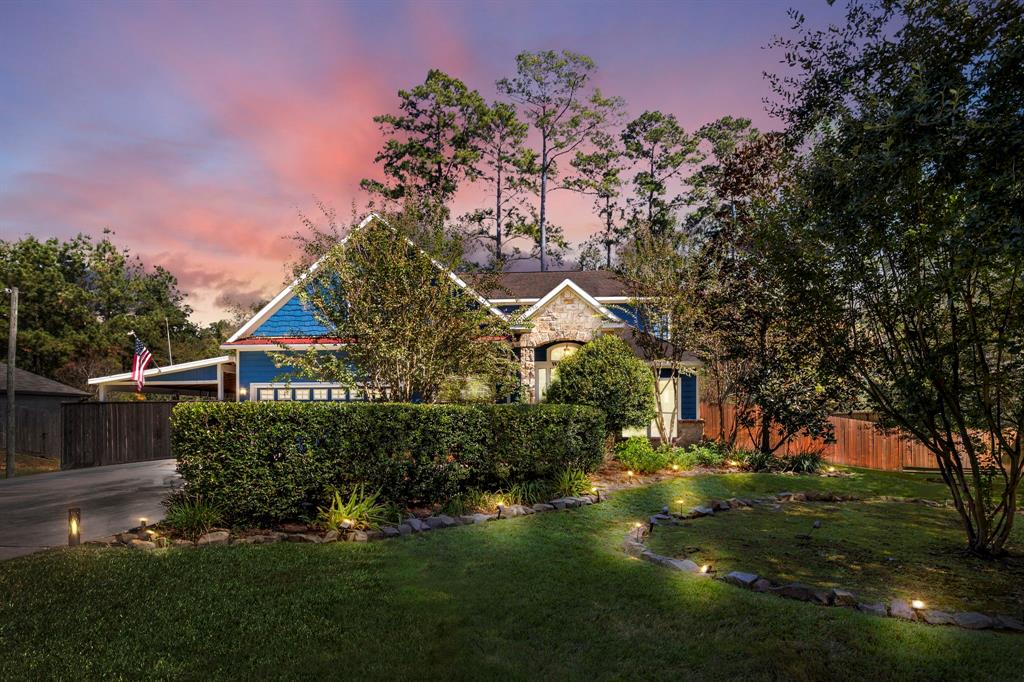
top-left (234, 534), bottom-right (282, 545)
top-left (348, 530), bottom-right (369, 542)
top-left (381, 526), bottom-right (401, 538)
top-left (532, 503), bottom-right (555, 512)
top-left (396, 523), bottom-right (414, 536)
top-left (723, 571), bottom-right (760, 589)
top-left (128, 538), bottom-right (156, 550)
top-left (858, 602), bottom-right (888, 617)
top-left (692, 506), bottom-right (715, 517)
top-left (286, 533), bottom-right (322, 544)
top-left (776, 492), bottom-right (794, 501)
top-left (424, 516), bottom-right (452, 529)
top-left (770, 583), bottom-right (833, 605)
top-left (831, 589), bottom-right (858, 608)
top-left (994, 615), bottom-right (1024, 632)
top-left (920, 610), bottom-right (955, 625)
top-left (197, 530), bottom-right (230, 546)
top-left (171, 538), bottom-right (195, 547)
top-left (322, 530), bottom-right (340, 543)
top-left (812, 520), bottom-right (822, 529)
top-left (405, 518), bottom-right (429, 533)
top-left (460, 513), bottom-right (493, 525)
top-left (889, 599), bottom-right (916, 620)
top-left (279, 522), bottom-right (307, 533)
top-left (365, 530), bottom-right (384, 541)
top-left (953, 612), bottom-right (993, 630)
top-left (752, 578), bottom-right (773, 593)
top-left (710, 499), bottom-right (731, 511)
top-left (623, 538), bottom-right (646, 557)
top-left (665, 558), bottom-right (702, 573)
top-left (791, 492), bottom-right (807, 502)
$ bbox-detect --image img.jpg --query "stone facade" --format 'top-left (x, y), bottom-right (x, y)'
top-left (515, 288), bottom-right (613, 402)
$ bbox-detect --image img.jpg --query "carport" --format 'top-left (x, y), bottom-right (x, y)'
top-left (88, 356), bottom-right (236, 401)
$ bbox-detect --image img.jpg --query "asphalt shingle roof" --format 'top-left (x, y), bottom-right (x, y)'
top-left (469, 270), bottom-right (630, 299)
top-left (0, 364), bottom-right (89, 397)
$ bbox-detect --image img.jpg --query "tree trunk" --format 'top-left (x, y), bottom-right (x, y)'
top-left (539, 135), bottom-right (548, 272)
top-left (495, 164), bottom-right (503, 267)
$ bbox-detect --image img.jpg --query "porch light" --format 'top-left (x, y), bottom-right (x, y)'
top-left (239, 387), bottom-right (248, 397)
top-left (68, 508), bottom-right (81, 546)
top-left (911, 599), bottom-right (925, 610)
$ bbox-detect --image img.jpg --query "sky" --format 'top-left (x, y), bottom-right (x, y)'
top-left (0, 0), bottom-right (839, 324)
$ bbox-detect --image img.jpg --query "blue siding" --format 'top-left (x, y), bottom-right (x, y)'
top-left (252, 293), bottom-right (332, 337)
top-left (148, 365), bottom-right (218, 383)
top-left (680, 373), bottom-right (698, 420)
top-left (238, 350), bottom-right (354, 401)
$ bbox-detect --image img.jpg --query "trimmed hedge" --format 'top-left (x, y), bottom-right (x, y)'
top-left (171, 402), bottom-right (605, 525)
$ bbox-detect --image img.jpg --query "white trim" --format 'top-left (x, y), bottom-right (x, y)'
top-left (87, 356), bottom-right (233, 385)
top-left (216, 363), bottom-right (225, 401)
top-left (247, 381), bottom-right (355, 402)
top-left (486, 297), bottom-right (540, 305)
top-left (94, 380), bottom-right (219, 387)
top-left (226, 213), bottom-right (506, 344)
top-left (518, 279), bottom-right (626, 324)
top-left (220, 343), bottom-right (345, 351)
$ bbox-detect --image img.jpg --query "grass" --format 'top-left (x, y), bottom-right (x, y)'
top-left (0, 468), bottom-right (1019, 681)
top-left (0, 453), bottom-right (60, 477)
top-left (646, 499), bottom-right (1024, 616)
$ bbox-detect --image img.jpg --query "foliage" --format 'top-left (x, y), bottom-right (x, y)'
top-left (163, 494), bottom-right (223, 542)
top-left (317, 485), bottom-right (389, 531)
top-left (497, 50), bottom-right (623, 271)
top-left (0, 233), bottom-right (220, 388)
top-left (172, 401), bottom-right (606, 525)
top-left (770, 0), bottom-right (1024, 555)
top-left (544, 333), bottom-right (655, 436)
top-left (614, 437), bottom-right (670, 474)
top-left (283, 203), bottom-right (519, 403)
top-left (504, 480), bottom-right (554, 506)
top-left (552, 468), bottom-right (592, 498)
top-left (361, 69), bottom-right (487, 211)
top-left (676, 441), bottom-right (729, 469)
top-left (565, 130), bottom-right (629, 268)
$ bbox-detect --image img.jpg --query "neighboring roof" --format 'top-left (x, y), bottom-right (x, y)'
top-left (87, 356), bottom-right (233, 386)
top-left (469, 270), bottom-right (630, 300)
top-left (0, 364), bottom-right (89, 397)
top-left (224, 213), bottom-right (505, 347)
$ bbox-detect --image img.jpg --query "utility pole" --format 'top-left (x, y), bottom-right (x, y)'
top-left (5, 287), bottom-right (17, 479)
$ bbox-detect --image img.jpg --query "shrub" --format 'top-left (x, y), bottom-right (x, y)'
top-left (737, 449), bottom-right (825, 474)
top-left (544, 334), bottom-right (655, 437)
top-left (553, 468), bottom-right (591, 497)
top-left (505, 480), bottom-right (553, 506)
top-left (782, 451), bottom-right (825, 474)
top-left (739, 449), bottom-right (776, 472)
top-left (172, 402), bottom-right (605, 525)
top-left (318, 485), bottom-right (389, 531)
top-left (676, 441), bottom-right (729, 469)
top-left (163, 494), bottom-right (223, 541)
top-left (615, 437), bottom-right (670, 473)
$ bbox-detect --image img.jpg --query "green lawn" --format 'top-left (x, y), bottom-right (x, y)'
top-left (0, 468), bottom-right (1019, 681)
top-left (0, 453), bottom-right (60, 477)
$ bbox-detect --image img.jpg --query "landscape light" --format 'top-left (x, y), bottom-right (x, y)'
top-left (591, 486), bottom-right (601, 502)
top-left (827, 466), bottom-right (836, 473)
top-left (671, 464), bottom-right (679, 471)
top-left (911, 599), bottom-right (925, 610)
top-left (700, 564), bottom-right (710, 574)
top-left (627, 470), bottom-right (634, 478)
top-left (633, 522), bottom-right (643, 540)
top-left (496, 503), bottom-right (504, 519)
top-left (139, 517), bottom-right (148, 531)
top-left (675, 498), bottom-right (685, 514)
top-left (68, 508), bottom-right (81, 546)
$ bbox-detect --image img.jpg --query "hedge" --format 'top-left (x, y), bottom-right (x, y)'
top-left (171, 402), bottom-right (606, 525)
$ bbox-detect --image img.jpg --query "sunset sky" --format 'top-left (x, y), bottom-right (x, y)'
top-left (0, 0), bottom-right (837, 324)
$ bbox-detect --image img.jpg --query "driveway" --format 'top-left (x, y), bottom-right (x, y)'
top-left (0, 459), bottom-right (180, 560)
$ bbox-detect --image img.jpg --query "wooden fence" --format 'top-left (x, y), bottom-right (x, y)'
top-left (701, 401), bottom-right (937, 471)
top-left (1, 402), bottom-right (62, 458)
top-left (62, 402), bottom-right (177, 469)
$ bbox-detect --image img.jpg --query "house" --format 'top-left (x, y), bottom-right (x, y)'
top-left (88, 214), bottom-right (703, 443)
top-left (1, 363), bottom-right (88, 459)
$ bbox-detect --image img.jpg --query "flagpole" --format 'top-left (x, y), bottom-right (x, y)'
top-left (128, 331), bottom-right (163, 373)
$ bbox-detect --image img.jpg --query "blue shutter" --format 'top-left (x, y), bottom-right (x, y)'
top-left (680, 373), bottom-right (698, 420)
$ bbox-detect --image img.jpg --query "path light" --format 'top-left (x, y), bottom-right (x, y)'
top-left (671, 464), bottom-right (679, 471)
top-left (827, 466), bottom-right (836, 473)
top-left (700, 564), bottom-right (710, 574)
top-left (139, 517), bottom-right (148, 532)
top-left (496, 503), bottom-right (505, 520)
top-left (675, 498), bottom-right (685, 515)
top-left (591, 486), bottom-right (601, 502)
top-left (67, 508), bottom-right (81, 546)
top-left (633, 522), bottom-right (644, 541)
top-left (911, 599), bottom-right (925, 610)
top-left (341, 518), bottom-right (353, 530)
top-left (626, 470), bottom-right (635, 479)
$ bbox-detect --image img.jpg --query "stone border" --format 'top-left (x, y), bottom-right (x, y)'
top-left (90, 494), bottom-right (607, 550)
top-left (621, 491), bottom-right (1024, 634)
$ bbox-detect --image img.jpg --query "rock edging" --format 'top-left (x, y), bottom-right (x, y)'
top-left (621, 491), bottom-right (1024, 634)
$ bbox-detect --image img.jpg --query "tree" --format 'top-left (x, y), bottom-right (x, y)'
top-left (460, 102), bottom-right (539, 269)
top-left (684, 116), bottom-right (760, 237)
top-left (497, 50), bottom-right (623, 271)
top-left (565, 130), bottom-right (629, 268)
top-left (618, 224), bottom-right (704, 442)
top-left (361, 70), bottom-right (487, 212)
top-left (544, 333), bottom-right (655, 442)
top-left (621, 110), bottom-right (702, 236)
top-left (282, 201), bottom-right (519, 403)
top-left (771, 0), bottom-right (1024, 555)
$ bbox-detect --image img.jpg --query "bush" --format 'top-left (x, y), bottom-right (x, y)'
top-left (553, 468), bottom-right (591, 497)
top-left (675, 441), bottom-right (729, 469)
top-left (172, 402), bottom-right (606, 525)
top-left (615, 437), bottom-right (671, 473)
top-left (504, 480), bottom-right (554, 506)
top-left (544, 334), bottom-right (655, 436)
top-left (317, 485), bottom-right (389, 531)
top-left (738, 449), bottom-right (776, 472)
top-left (163, 494), bottom-right (223, 541)
top-left (737, 449), bottom-right (825, 474)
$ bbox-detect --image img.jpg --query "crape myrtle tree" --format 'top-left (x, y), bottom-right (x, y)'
top-left (281, 200), bottom-right (519, 403)
top-left (704, 133), bottom-right (848, 455)
top-left (498, 50), bottom-right (623, 271)
top-left (771, 0), bottom-right (1024, 555)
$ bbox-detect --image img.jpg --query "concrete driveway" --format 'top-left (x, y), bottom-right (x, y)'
top-left (0, 459), bottom-right (180, 560)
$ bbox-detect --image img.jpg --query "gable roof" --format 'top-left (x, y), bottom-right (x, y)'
top-left (224, 213), bottom-right (505, 346)
top-left (517, 278), bottom-right (625, 326)
top-left (0, 364), bottom-right (89, 397)
top-left (469, 270), bottom-right (629, 300)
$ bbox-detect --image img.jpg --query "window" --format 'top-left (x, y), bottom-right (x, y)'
top-left (276, 389), bottom-right (291, 401)
top-left (257, 388), bottom-right (275, 401)
top-left (294, 389), bottom-right (311, 401)
top-left (313, 389), bottom-right (328, 401)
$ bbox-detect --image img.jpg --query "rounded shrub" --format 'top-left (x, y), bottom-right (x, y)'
top-left (543, 334), bottom-right (655, 437)
top-left (615, 436), bottom-right (671, 473)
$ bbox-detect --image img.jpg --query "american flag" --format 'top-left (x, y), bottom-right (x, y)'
top-left (131, 336), bottom-right (153, 391)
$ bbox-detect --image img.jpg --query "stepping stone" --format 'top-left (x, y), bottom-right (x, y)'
top-left (858, 602), bottom-right (888, 617)
top-left (920, 610), bottom-right (955, 625)
top-left (953, 612), bottom-right (993, 630)
top-left (723, 571), bottom-right (760, 589)
top-left (889, 599), bottom-right (915, 620)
